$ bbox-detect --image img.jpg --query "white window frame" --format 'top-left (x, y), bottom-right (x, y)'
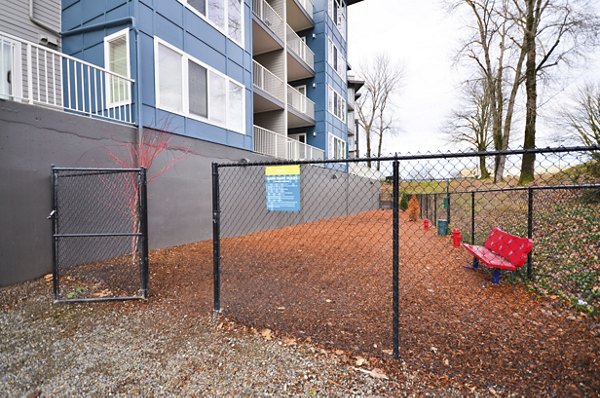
top-left (328, 0), bottom-right (347, 39)
top-left (327, 37), bottom-right (346, 79)
top-left (0, 37), bottom-right (23, 100)
top-left (328, 132), bottom-right (346, 160)
top-left (104, 28), bottom-right (131, 108)
top-left (177, 0), bottom-right (245, 48)
top-left (327, 85), bottom-right (346, 123)
top-left (154, 37), bottom-right (246, 134)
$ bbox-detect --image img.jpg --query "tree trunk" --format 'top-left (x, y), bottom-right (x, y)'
top-left (479, 155), bottom-right (490, 179)
top-left (366, 127), bottom-right (372, 168)
top-left (519, 0), bottom-right (538, 185)
top-left (376, 131), bottom-right (383, 171)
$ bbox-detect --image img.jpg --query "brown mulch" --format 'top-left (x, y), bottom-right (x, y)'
top-left (148, 209), bottom-right (599, 396)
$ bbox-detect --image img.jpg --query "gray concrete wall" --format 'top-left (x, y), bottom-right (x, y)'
top-left (0, 100), bottom-right (266, 286)
top-left (219, 163), bottom-right (381, 237)
top-left (0, 100), bottom-right (380, 286)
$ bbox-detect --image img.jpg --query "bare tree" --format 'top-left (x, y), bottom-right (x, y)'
top-left (559, 83), bottom-right (600, 147)
top-left (444, 80), bottom-right (494, 178)
top-left (356, 54), bottom-right (403, 169)
top-left (452, 0), bottom-right (527, 181)
top-left (515, 0), bottom-right (600, 184)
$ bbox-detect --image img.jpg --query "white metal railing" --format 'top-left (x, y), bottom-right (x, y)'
top-left (286, 25), bottom-right (314, 70)
top-left (0, 31), bottom-right (135, 125)
top-left (252, 60), bottom-right (285, 102)
top-left (287, 84), bottom-right (315, 120)
top-left (287, 137), bottom-right (324, 161)
top-left (252, 0), bottom-right (284, 41)
top-left (347, 113), bottom-right (356, 135)
top-left (295, 0), bottom-right (314, 19)
top-left (254, 125), bottom-right (324, 160)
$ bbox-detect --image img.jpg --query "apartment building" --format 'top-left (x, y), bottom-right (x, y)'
top-left (1, 0), bottom-right (363, 161)
top-left (0, 0), bottom-right (366, 286)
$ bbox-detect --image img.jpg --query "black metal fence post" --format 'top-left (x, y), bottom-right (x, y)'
top-left (212, 163), bottom-right (222, 318)
top-left (433, 193), bottom-right (437, 225)
top-left (446, 180), bottom-right (451, 231)
top-left (392, 159), bottom-right (400, 359)
top-left (50, 166), bottom-right (59, 301)
top-left (471, 191), bottom-right (476, 244)
top-left (527, 187), bottom-right (534, 279)
top-left (139, 167), bottom-right (149, 298)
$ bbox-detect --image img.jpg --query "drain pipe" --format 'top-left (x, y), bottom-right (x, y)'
top-left (29, 0), bottom-right (61, 37)
top-left (62, 17), bottom-right (144, 168)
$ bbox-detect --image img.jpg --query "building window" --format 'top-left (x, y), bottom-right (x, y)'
top-left (157, 42), bottom-right (184, 113)
top-left (155, 38), bottom-right (246, 134)
top-left (328, 133), bottom-right (346, 160)
top-left (328, 0), bottom-right (347, 39)
top-left (0, 37), bottom-right (22, 99)
top-left (179, 0), bottom-right (244, 47)
top-left (328, 38), bottom-right (346, 79)
top-left (328, 85), bottom-right (346, 123)
top-left (104, 29), bottom-right (131, 107)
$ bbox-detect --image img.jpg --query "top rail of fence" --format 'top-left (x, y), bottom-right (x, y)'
top-left (215, 145), bottom-right (600, 168)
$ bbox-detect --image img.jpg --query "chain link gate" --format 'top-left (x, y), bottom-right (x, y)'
top-left (50, 167), bottom-right (149, 302)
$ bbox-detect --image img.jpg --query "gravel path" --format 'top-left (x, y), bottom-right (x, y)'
top-left (1, 278), bottom-right (469, 397)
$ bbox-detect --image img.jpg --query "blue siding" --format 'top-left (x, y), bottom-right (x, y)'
top-left (62, 0), bottom-right (254, 151)
top-left (306, 0), bottom-right (348, 158)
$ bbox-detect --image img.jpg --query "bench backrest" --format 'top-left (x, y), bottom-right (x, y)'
top-left (484, 228), bottom-right (534, 267)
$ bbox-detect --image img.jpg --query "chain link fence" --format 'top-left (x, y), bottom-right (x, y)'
top-left (213, 147), bottom-right (599, 392)
top-left (51, 167), bottom-right (149, 302)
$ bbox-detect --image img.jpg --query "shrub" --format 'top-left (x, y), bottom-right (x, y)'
top-left (407, 195), bottom-right (420, 221)
top-left (400, 192), bottom-right (409, 211)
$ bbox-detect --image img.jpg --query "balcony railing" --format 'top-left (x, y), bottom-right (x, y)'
top-left (252, 60), bottom-right (285, 102)
top-left (252, 0), bottom-right (285, 41)
top-left (295, 0), bottom-right (314, 19)
top-left (0, 31), bottom-right (135, 125)
top-left (287, 137), bottom-right (324, 161)
top-left (286, 25), bottom-right (314, 70)
top-left (287, 85), bottom-right (315, 120)
top-left (254, 125), bottom-right (324, 161)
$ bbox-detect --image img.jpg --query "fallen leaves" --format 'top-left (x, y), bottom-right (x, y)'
top-left (353, 367), bottom-right (389, 380)
top-left (260, 328), bottom-right (273, 340)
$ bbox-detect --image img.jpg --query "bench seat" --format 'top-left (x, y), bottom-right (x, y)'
top-left (462, 227), bottom-right (534, 283)
top-left (463, 244), bottom-right (518, 271)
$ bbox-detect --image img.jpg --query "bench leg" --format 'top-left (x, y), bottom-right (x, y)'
top-left (491, 269), bottom-right (501, 284)
top-left (463, 257), bottom-right (479, 270)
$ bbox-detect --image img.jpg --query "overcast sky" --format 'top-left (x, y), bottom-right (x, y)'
top-left (347, 0), bottom-right (600, 155)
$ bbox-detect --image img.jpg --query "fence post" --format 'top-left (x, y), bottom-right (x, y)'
top-left (392, 159), bottom-right (400, 359)
top-left (471, 191), bottom-right (476, 244)
top-left (446, 179), bottom-right (451, 232)
top-left (212, 163), bottom-right (222, 318)
top-left (433, 193), bottom-right (437, 225)
top-left (527, 188), bottom-right (534, 279)
top-left (50, 165), bottom-right (59, 301)
top-left (139, 167), bottom-right (149, 299)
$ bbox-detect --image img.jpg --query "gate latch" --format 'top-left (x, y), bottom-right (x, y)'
top-left (47, 210), bottom-right (56, 220)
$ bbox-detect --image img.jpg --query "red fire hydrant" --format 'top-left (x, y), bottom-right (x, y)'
top-left (423, 219), bottom-right (430, 230)
top-left (451, 227), bottom-right (462, 248)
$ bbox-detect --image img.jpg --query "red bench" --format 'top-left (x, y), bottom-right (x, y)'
top-left (463, 228), bottom-right (533, 284)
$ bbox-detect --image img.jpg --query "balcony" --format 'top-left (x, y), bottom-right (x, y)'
top-left (252, 60), bottom-right (285, 112)
top-left (287, 0), bottom-right (314, 31)
top-left (0, 31), bottom-right (134, 125)
top-left (254, 125), bottom-right (324, 160)
top-left (252, 0), bottom-right (285, 55)
top-left (287, 84), bottom-right (314, 128)
top-left (286, 26), bottom-right (314, 81)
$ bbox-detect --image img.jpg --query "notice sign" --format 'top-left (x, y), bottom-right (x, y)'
top-left (265, 165), bottom-right (301, 212)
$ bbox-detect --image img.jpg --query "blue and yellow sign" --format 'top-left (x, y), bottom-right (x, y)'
top-left (265, 165), bottom-right (301, 212)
